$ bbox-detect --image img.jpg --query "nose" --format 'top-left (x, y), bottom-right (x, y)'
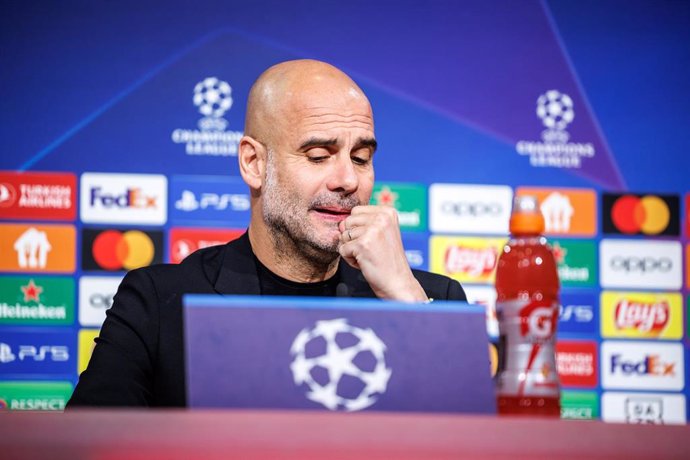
top-left (326, 153), bottom-right (358, 195)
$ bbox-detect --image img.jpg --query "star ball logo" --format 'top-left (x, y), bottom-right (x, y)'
top-left (515, 90), bottom-right (595, 169)
top-left (82, 228), bottom-right (163, 271)
top-left (171, 77), bottom-right (244, 157)
top-left (289, 318), bottom-right (392, 411)
top-left (603, 193), bottom-right (679, 236)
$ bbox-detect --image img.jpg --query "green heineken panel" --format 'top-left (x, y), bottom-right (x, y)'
top-left (0, 276), bottom-right (75, 326)
top-left (550, 239), bottom-right (597, 288)
top-left (371, 183), bottom-right (427, 232)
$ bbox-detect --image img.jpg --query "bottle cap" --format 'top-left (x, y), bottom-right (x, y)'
top-left (509, 195), bottom-right (545, 235)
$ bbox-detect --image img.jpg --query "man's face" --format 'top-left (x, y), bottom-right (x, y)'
top-left (261, 89), bottom-right (376, 262)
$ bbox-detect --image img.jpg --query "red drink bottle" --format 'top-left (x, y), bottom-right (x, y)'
top-left (495, 195), bottom-right (561, 416)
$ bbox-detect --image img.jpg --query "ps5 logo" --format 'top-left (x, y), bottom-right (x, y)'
top-left (175, 190), bottom-right (249, 212)
top-left (0, 343), bottom-right (69, 363)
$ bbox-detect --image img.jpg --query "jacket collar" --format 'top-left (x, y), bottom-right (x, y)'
top-left (213, 231), bottom-right (374, 298)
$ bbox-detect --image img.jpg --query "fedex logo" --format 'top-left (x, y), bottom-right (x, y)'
top-left (80, 173), bottom-right (167, 225)
top-left (90, 187), bottom-right (157, 209)
top-left (601, 341), bottom-right (684, 391)
top-left (610, 354), bottom-right (675, 377)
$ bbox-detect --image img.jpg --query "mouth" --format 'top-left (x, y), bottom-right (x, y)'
top-left (311, 207), bottom-right (352, 222)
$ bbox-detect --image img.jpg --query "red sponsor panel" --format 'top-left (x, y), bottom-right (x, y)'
top-left (0, 171), bottom-right (77, 221)
top-left (556, 340), bottom-right (598, 388)
top-left (169, 228), bottom-right (243, 263)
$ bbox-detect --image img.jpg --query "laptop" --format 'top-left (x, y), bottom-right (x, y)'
top-left (183, 295), bottom-right (496, 414)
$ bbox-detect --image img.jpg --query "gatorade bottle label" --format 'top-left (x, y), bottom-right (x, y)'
top-left (496, 297), bottom-right (560, 398)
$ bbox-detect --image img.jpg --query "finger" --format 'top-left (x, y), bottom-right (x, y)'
top-left (342, 213), bottom-right (376, 230)
top-left (338, 240), bottom-right (361, 270)
top-left (339, 225), bottom-right (364, 244)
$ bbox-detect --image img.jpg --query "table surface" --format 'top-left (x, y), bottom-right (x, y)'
top-left (2, 409), bottom-right (689, 459)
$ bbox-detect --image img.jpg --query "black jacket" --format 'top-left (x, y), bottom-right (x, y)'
top-left (68, 232), bottom-right (466, 407)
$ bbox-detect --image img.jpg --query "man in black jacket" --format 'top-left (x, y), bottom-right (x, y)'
top-left (68, 59), bottom-right (466, 407)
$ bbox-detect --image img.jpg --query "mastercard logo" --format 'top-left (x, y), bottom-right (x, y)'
top-left (603, 193), bottom-right (679, 237)
top-left (82, 228), bottom-right (162, 271)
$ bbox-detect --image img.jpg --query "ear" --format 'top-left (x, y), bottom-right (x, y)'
top-left (238, 136), bottom-right (266, 191)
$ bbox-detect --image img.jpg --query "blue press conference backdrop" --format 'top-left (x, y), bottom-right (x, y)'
top-left (1, 0), bottom-right (689, 422)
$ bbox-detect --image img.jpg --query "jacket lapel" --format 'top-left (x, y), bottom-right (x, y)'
top-left (212, 231), bottom-right (374, 298)
top-left (213, 232), bottom-right (261, 295)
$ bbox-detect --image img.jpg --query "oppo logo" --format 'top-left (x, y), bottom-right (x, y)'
top-left (441, 201), bottom-right (502, 217)
top-left (610, 257), bottom-right (672, 273)
top-left (89, 293), bottom-right (114, 309)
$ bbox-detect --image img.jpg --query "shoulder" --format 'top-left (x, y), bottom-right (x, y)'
top-left (411, 269), bottom-right (467, 301)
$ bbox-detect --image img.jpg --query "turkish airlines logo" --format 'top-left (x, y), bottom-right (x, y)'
top-left (429, 184), bottom-right (512, 235)
top-left (82, 228), bottom-right (163, 271)
top-left (603, 193), bottom-right (679, 237)
top-left (556, 341), bottom-right (597, 388)
top-left (0, 172), bottom-right (76, 220)
top-left (600, 240), bottom-right (681, 290)
top-left (80, 173), bottom-right (167, 225)
top-left (0, 183), bottom-right (17, 207)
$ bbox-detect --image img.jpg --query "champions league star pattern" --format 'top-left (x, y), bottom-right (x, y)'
top-left (1, 1), bottom-right (689, 423)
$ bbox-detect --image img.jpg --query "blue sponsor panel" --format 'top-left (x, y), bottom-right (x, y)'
top-left (402, 233), bottom-right (429, 271)
top-left (169, 175), bottom-right (250, 226)
top-left (0, 329), bottom-right (77, 378)
top-left (558, 292), bottom-right (598, 337)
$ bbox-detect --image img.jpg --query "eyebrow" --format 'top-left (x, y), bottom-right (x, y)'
top-left (298, 136), bottom-right (378, 154)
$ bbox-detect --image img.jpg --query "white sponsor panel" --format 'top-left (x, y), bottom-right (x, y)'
top-left (80, 173), bottom-right (167, 225)
top-left (601, 341), bottom-right (684, 391)
top-left (599, 240), bottom-right (682, 290)
top-left (463, 286), bottom-right (498, 338)
top-left (602, 392), bottom-right (686, 425)
top-left (78, 276), bottom-right (123, 327)
top-left (429, 184), bottom-right (512, 235)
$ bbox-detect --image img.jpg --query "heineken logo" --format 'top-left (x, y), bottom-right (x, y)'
top-left (371, 183), bottom-right (426, 231)
top-left (0, 276), bottom-right (74, 326)
top-left (551, 239), bottom-right (596, 287)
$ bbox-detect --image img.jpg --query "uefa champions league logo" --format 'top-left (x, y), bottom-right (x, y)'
top-left (537, 90), bottom-right (574, 134)
top-left (193, 77), bottom-right (233, 131)
top-left (289, 318), bottom-right (392, 412)
top-left (171, 76), bottom-right (243, 157)
top-left (515, 89), bottom-right (594, 168)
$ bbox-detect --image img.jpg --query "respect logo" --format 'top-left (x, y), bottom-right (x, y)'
top-left (603, 193), bottom-right (679, 236)
top-left (430, 236), bottom-right (506, 283)
top-left (601, 291), bottom-right (681, 339)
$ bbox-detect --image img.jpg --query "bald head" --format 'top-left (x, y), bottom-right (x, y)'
top-left (244, 59), bottom-right (371, 145)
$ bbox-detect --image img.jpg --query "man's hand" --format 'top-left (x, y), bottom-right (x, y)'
top-left (338, 205), bottom-right (428, 302)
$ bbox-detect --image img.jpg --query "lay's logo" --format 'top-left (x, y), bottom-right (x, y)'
top-left (615, 300), bottom-right (667, 333)
top-left (430, 236), bottom-right (506, 283)
top-left (601, 292), bottom-right (682, 339)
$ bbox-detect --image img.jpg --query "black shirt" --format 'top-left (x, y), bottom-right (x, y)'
top-left (255, 256), bottom-right (341, 297)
